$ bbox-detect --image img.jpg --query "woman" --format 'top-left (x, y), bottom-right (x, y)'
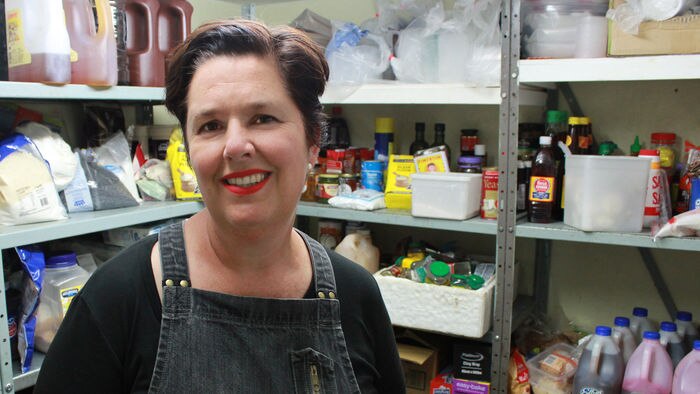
top-left (36, 20), bottom-right (404, 393)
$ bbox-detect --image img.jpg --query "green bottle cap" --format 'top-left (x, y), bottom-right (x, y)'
top-left (546, 110), bottom-right (568, 124)
top-left (429, 261), bottom-right (450, 277)
top-left (598, 141), bottom-right (618, 156)
top-left (630, 136), bottom-right (642, 156)
top-left (467, 274), bottom-right (485, 290)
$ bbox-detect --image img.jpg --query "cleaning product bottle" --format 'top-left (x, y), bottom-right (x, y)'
top-left (630, 307), bottom-right (656, 344)
top-left (612, 316), bottom-right (637, 365)
top-left (621, 331), bottom-right (673, 394)
top-left (672, 340), bottom-right (700, 394)
top-left (63, 0), bottom-right (118, 86)
top-left (659, 321), bottom-right (685, 369)
top-left (573, 325), bottom-right (625, 394)
top-left (5, 0), bottom-right (71, 83)
top-left (674, 311), bottom-right (699, 354)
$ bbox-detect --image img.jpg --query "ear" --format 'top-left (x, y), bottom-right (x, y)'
top-left (308, 145), bottom-right (320, 167)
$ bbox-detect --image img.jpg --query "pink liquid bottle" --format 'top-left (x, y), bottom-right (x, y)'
top-left (672, 340), bottom-right (700, 394)
top-left (621, 331), bottom-right (673, 394)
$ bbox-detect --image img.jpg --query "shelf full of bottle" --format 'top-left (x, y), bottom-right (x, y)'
top-left (517, 110), bottom-right (700, 248)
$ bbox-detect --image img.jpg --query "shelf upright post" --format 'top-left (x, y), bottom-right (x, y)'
top-left (0, 253), bottom-right (13, 393)
top-left (492, 0), bottom-right (520, 391)
top-left (241, 3), bottom-right (256, 19)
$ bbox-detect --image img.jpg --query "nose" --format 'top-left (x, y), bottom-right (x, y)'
top-left (222, 120), bottom-right (255, 160)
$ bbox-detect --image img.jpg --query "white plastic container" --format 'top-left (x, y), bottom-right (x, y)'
top-left (411, 172), bottom-right (482, 220)
top-left (526, 343), bottom-right (578, 394)
top-left (563, 155), bottom-right (651, 232)
top-left (35, 252), bottom-right (91, 352)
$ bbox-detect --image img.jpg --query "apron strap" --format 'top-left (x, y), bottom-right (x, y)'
top-left (296, 229), bottom-right (338, 298)
top-left (158, 220), bottom-right (192, 288)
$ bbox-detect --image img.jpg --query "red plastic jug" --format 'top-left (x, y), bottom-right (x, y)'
top-left (63, 0), bottom-right (118, 86)
top-left (158, 0), bottom-right (193, 58)
top-left (125, 0), bottom-right (161, 86)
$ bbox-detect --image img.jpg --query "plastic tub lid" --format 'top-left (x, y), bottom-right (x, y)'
top-left (46, 252), bottom-right (78, 269)
top-left (651, 132), bottom-right (676, 144)
top-left (614, 317), bottom-right (630, 327)
top-left (643, 331), bottom-right (661, 340)
top-left (677, 311), bottom-right (693, 322)
top-left (595, 325), bottom-right (612, 336)
top-left (660, 321), bottom-right (678, 332)
top-left (633, 307), bottom-right (648, 317)
top-left (694, 340), bottom-right (700, 351)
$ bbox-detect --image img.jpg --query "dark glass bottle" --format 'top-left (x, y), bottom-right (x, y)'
top-left (566, 117), bottom-right (582, 154)
top-left (325, 106), bottom-right (350, 150)
top-left (528, 135), bottom-right (557, 223)
top-left (546, 110), bottom-right (567, 221)
top-left (409, 122), bottom-right (429, 155)
top-left (430, 123), bottom-right (451, 166)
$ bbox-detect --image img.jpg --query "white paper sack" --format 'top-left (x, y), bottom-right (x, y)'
top-left (17, 122), bottom-right (77, 191)
top-left (653, 208), bottom-right (700, 241)
top-left (328, 189), bottom-right (386, 211)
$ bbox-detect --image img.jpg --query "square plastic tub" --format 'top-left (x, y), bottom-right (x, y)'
top-left (526, 343), bottom-right (578, 394)
top-left (411, 172), bottom-right (482, 220)
top-left (563, 155), bottom-right (651, 232)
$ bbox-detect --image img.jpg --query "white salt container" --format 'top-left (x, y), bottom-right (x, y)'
top-left (411, 172), bottom-right (482, 220)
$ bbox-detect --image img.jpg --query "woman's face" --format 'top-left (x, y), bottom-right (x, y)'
top-left (185, 54), bottom-right (316, 230)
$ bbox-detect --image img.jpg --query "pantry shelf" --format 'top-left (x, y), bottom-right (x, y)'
top-left (12, 352), bottom-right (44, 391)
top-left (321, 83), bottom-right (547, 105)
top-left (515, 220), bottom-right (700, 252)
top-left (0, 82), bottom-right (165, 102)
top-left (0, 201), bottom-right (204, 249)
top-left (296, 202), bottom-right (498, 234)
top-left (519, 54), bottom-right (700, 83)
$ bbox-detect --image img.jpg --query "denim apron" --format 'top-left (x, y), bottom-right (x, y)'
top-left (148, 222), bottom-right (361, 393)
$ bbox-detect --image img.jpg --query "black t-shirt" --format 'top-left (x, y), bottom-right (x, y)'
top-left (35, 234), bottom-right (405, 393)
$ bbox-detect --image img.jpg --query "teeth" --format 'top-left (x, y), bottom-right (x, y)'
top-left (225, 173), bottom-right (267, 187)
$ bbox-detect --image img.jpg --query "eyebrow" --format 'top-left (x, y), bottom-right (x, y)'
top-left (190, 101), bottom-right (277, 123)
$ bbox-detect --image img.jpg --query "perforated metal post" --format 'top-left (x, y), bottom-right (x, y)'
top-left (492, 0), bottom-right (520, 391)
top-left (0, 254), bottom-right (14, 393)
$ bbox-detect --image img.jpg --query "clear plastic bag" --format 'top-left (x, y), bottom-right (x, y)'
top-left (290, 9), bottom-right (332, 48)
top-left (16, 122), bottom-right (77, 191)
top-left (326, 21), bottom-right (391, 84)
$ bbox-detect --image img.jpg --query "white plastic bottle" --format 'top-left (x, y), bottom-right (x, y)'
top-left (334, 229), bottom-right (380, 273)
top-left (658, 321), bottom-right (685, 369)
top-left (630, 307), bottom-right (656, 344)
top-left (612, 316), bottom-right (637, 365)
top-left (674, 311), bottom-right (699, 355)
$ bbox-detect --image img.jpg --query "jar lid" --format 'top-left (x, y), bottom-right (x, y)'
top-left (340, 173), bottom-right (357, 179)
top-left (546, 110), bottom-right (568, 124)
top-left (318, 174), bottom-right (339, 180)
top-left (46, 252), bottom-right (78, 269)
top-left (638, 149), bottom-right (659, 157)
top-left (568, 117), bottom-right (580, 125)
top-left (375, 117), bottom-right (395, 133)
top-left (580, 117), bottom-right (591, 125)
top-left (459, 156), bottom-right (482, 164)
top-left (651, 132), bottom-right (676, 144)
top-left (429, 261), bottom-right (450, 277)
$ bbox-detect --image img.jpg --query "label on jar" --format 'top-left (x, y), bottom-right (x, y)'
top-left (481, 168), bottom-right (499, 219)
top-left (60, 285), bottom-right (83, 315)
top-left (529, 176), bottom-right (555, 202)
top-left (317, 182), bottom-right (338, 200)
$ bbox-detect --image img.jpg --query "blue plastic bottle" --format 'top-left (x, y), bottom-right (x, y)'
top-left (659, 321), bottom-right (685, 369)
top-left (573, 325), bottom-right (625, 394)
top-left (630, 307), bottom-right (656, 344)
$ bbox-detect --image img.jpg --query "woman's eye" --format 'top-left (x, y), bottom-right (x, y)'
top-left (254, 114), bottom-right (277, 124)
top-left (199, 121), bottom-right (222, 133)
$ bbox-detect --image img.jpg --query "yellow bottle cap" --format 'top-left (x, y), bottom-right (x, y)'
top-left (568, 117), bottom-right (580, 125)
top-left (580, 117), bottom-right (591, 125)
top-left (375, 117), bottom-right (395, 133)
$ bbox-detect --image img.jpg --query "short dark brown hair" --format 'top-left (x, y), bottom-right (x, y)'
top-left (165, 19), bottom-right (329, 146)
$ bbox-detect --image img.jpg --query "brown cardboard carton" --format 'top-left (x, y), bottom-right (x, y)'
top-left (399, 343), bottom-right (439, 394)
top-left (608, 0), bottom-right (700, 56)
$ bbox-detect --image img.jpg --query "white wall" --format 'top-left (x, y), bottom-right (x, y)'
top-left (173, 0), bottom-right (700, 334)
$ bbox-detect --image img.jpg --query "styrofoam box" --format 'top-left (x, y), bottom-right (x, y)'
top-left (564, 155), bottom-right (651, 232)
top-left (411, 172), bottom-right (482, 220)
top-left (374, 269), bottom-right (495, 338)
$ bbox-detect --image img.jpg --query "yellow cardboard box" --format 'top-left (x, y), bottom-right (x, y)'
top-left (608, 0), bottom-right (700, 56)
top-left (385, 154), bottom-right (415, 210)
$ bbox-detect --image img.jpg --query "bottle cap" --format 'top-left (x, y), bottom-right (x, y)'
top-left (643, 331), bottom-right (661, 340)
top-left (546, 110), bottom-right (567, 124)
top-left (474, 144), bottom-right (486, 156)
top-left (694, 340), bottom-right (700, 350)
top-left (46, 252), bottom-right (78, 269)
top-left (434, 123), bottom-right (446, 132)
top-left (598, 141), bottom-right (618, 156)
top-left (660, 321), bottom-right (677, 332)
top-left (638, 149), bottom-right (659, 157)
top-left (630, 136), bottom-right (642, 156)
top-left (650, 132), bottom-right (676, 144)
top-left (595, 325), bottom-right (612, 336)
top-left (375, 117), bottom-right (395, 133)
top-left (539, 136), bottom-right (552, 145)
top-left (633, 307), bottom-right (648, 317)
top-left (580, 117), bottom-right (591, 125)
top-left (677, 311), bottom-right (693, 322)
top-left (415, 122), bottom-right (425, 132)
top-left (568, 117), bottom-right (580, 125)
top-left (429, 261), bottom-right (450, 277)
top-left (614, 316), bottom-right (630, 327)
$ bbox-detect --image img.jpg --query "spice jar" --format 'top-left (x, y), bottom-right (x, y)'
top-left (651, 132), bottom-right (677, 174)
top-left (338, 173), bottom-right (358, 196)
top-left (300, 165), bottom-right (318, 202)
top-left (316, 174), bottom-right (339, 203)
top-left (425, 260), bottom-right (451, 285)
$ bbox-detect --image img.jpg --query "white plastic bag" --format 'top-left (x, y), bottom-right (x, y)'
top-left (61, 151), bottom-right (94, 213)
top-left (328, 189), bottom-right (386, 211)
top-left (16, 122), bottom-right (77, 191)
top-left (653, 208), bottom-right (700, 240)
top-left (326, 21), bottom-right (391, 84)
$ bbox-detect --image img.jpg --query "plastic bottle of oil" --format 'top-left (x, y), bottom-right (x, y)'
top-left (63, 0), bottom-right (118, 86)
top-left (528, 135), bottom-right (557, 223)
top-left (5, 0), bottom-right (71, 83)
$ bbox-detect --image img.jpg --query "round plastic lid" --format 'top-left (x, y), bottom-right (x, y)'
top-left (638, 149), bottom-right (660, 157)
top-left (660, 321), bottom-right (678, 332)
top-left (643, 331), bottom-right (661, 340)
top-left (677, 311), bottom-right (693, 322)
top-left (375, 117), bottom-right (394, 133)
top-left (651, 132), bottom-right (676, 144)
top-left (633, 307), bottom-right (648, 317)
top-left (595, 325), bottom-right (612, 336)
top-left (568, 117), bottom-right (580, 125)
top-left (546, 110), bottom-right (568, 124)
top-left (539, 136), bottom-right (552, 145)
top-left (694, 340), bottom-right (700, 351)
top-left (614, 317), bottom-right (630, 327)
top-left (46, 252), bottom-right (78, 269)
top-left (429, 261), bottom-right (450, 277)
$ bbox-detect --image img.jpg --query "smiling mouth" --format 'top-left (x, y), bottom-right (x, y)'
top-left (224, 173), bottom-right (270, 187)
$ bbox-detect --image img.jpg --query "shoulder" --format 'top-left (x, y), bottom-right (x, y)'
top-left (326, 249), bottom-right (381, 300)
